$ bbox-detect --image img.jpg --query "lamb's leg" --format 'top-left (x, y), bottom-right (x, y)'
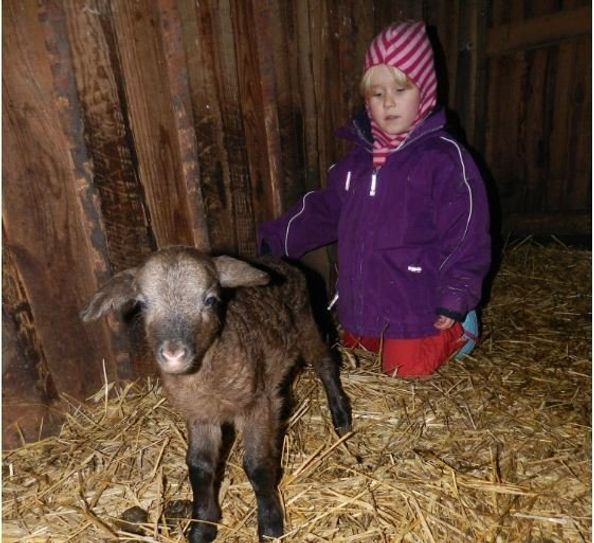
top-left (300, 318), bottom-right (352, 435)
top-left (186, 423), bottom-right (222, 543)
top-left (314, 352), bottom-right (353, 435)
top-left (241, 397), bottom-right (284, 541)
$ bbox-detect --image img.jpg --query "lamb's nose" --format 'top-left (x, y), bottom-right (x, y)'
top-left (159, 342), bottom-right (188, 363)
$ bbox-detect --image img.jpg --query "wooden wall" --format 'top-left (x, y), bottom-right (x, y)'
top-left (2, 0), bottom-right (591, 447)
top-left (485, 0), bottom-right (591, 234)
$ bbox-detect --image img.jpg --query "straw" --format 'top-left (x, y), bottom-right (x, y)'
top-left (3, 243), bottom-right (591, 542)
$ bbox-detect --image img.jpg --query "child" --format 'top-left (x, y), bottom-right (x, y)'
top-left (258, 21), bottom-right (491, 378)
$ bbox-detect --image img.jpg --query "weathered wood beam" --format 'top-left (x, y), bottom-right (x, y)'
top-left (230, 0), bottom-right (283, 232)
top-left (3, 0), bottom-right (120, 397)
top-left (2, 236), bottom-right (63, 449)
top-left (110, 0), bottom-right (210, 250)
top-left (62, 0), bottom-right (156, 273)
top-left (177, 0), bottom-right (237, 254)
top-left (156, 0), bottom-right (210, 251)
top-left (487, 6), bottom-right (592, 56)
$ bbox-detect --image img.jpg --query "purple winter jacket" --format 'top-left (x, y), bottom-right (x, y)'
top-left (258, 108), bottom-right (491, 339)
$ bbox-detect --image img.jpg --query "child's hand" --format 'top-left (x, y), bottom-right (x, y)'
top-left (434, 315), bottom-right (455, 330)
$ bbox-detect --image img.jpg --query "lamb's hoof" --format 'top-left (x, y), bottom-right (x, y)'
top-left (259, 526), bottom-right (283, 542)
top-left (188, 522), bottom-right (217, 543)
top-left (258, 512), bottom-right (283, 541)
top-left (333, 405), bottom-right (353, 436)
top-left (335, 423), bottom-right (352, 437)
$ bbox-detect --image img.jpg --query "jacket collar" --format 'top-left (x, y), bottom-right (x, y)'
top-left (337, 107), bottom-right (447, 152)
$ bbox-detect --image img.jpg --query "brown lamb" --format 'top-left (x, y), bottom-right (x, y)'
top-left (81, 246), bottom-right (352, 543)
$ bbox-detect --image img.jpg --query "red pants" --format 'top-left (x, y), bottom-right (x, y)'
top-left (343, 323), bottom-right (465, 378)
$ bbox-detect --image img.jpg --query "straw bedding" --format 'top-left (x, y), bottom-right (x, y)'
top-left (3, 242), bottom-right (591, 542)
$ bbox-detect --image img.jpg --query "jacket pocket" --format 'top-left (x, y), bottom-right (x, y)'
top-left (376, 247), bottom-right (437, 317)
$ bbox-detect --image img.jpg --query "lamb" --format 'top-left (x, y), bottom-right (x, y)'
top-left (81, 246), bottom-right (352, 542)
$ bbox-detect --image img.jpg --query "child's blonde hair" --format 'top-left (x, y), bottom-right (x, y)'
top-left (359, 64), bottom-right (413, 97)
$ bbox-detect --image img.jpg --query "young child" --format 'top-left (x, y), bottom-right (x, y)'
top-left (258, 21), bottom-right (491, 378)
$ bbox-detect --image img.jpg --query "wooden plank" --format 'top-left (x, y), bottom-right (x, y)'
top-left (522, 48), bottom-right (551, 212)
top-left (425, 0), bottom-right (460, 107)
top-left (268, 0), bottom-right (308, 209)
top-left (484, 52), bottom-right (526, 215)
top-left (295, 0), bottom-right (321, 191)
top-left (2, 234), bottom-right (59, 405)
top-left (62, 0), bottom-right (156, 272)
top-left (525, 0), bottom-right (560, 19)
top-left (2, 309), bottom-right (61, 448)
top-left (470, 1), bottom-right (489, 152)
top-left (565, 35), bottom-right (592, 210)
top-left (2, 237), bottom-right (62, 448)
top-left (311, 0), bottom-right (333, 184)
top-left (110, 0), bottom-right (207, 249)
top-left (324, 0), bottom-right (342, 166)
top-left (421, 2), bottom-right (490, 158)
top-left (156, 0), bottom-right (210, 251)
top-left (230, 0), bottom-right (283, 230)
top-left (562, 0), bottom-right (591, 9)
top-left (453, 0), bottom-right (480, 143)
top-left (3, 0), bottom-right (119, 397)
top-left (375, 0), bottom-right (421, 30)
top-left (487, 6), bottom-right (591, 56)
top-left (300, 0), bottom-right (335, 289)
top-left (490, 0), bottom-right (525, 27)
top-left (250, 0), bottom-right (284, 221)
top-left (177, 0), bottom-right (237, 253)
top-left (333, 1), bottom-right (371, 156)
top-left (433, 0), bottom-right (491, 150)
top-left (209, 0), bottom-right (257, 257)
top-left (349, 0), bottom-right (375, 116)
top-left (548, 41), bottom-right (576, 210)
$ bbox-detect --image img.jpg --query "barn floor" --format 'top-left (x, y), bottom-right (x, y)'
top-left (3, 242), bottom-right (591, 542)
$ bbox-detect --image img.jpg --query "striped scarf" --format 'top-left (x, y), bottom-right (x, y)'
top-left (364, 21), bottom-right (437, 167)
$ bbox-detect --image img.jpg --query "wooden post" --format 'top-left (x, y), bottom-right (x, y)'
top-left (231, 0), bottom-right (283, 230)
top-left (3, 1), bottom-right (121, 398)
top-left (110, 0), bottom-right (210, 250)
top-left (62, 0), bottom-right (157, 272)
top-left (2, 238), bottom-right (63, 449)
top-left (176, 0), bottom-right (237, 254)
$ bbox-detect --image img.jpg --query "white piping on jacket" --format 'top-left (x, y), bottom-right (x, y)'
top-left (438, 136), bottom-right (473, 271)
top-left (345, 171), bottom-right (351, 191)
top-left (284, 191), bottom-right (315, 257)
top-left (370, 171), bottom-right (377, 196)
top-left (327, 292), bottom-right (339, 310)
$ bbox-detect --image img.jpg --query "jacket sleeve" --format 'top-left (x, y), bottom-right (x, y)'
top-left (434, 140), bottom-right (491, 319)
top-left (257, 167), bottom-right (343, 258)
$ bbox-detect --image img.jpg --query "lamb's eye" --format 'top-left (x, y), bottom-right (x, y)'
top-left (204, 295), bottom-right (219, 307)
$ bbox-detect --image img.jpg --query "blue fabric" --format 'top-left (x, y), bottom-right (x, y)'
top-left (455, 310), bottom-right (479, 359)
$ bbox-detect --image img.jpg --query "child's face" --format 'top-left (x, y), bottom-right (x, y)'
top-left (366, 64), bottom-right (420, 135)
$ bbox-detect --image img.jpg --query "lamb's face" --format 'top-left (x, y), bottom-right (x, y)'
top-left (81, 246), bottom-right (270, 374)
top-left (136, 250), bottom-right (223, 375)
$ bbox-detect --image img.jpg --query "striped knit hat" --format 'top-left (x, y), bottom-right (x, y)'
top-left (364, 21), bottom-right (437, 167)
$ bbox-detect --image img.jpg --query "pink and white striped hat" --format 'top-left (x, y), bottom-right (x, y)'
top-left (364, 21), bottom-right (437, 167)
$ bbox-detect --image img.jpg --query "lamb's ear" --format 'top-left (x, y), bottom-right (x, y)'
top-left (213, 256), bottom-right (269, 288)
top-left (80, 268), bottom-right (139, 321)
